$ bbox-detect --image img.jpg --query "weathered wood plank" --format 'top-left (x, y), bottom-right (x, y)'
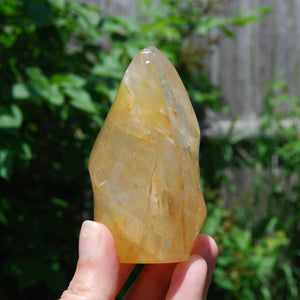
top-left (84, 0), bottom-right (139, 16)
top-left (208, 0), bottom-right (300, 119)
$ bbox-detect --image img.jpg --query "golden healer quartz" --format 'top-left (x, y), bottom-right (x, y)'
top-left (89, 47), bottom-right (206, 263)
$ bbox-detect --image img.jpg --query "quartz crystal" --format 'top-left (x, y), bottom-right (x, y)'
top-left (89, 47), bottom-right (206, 263)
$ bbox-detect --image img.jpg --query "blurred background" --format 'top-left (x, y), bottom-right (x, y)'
top-left (1, 0), bottom-right (299, 299)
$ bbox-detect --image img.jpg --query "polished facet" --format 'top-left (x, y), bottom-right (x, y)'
top-left (89, 47), bottom-right (206, 263)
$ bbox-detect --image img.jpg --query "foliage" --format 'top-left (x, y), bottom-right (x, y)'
top-left (201, 74), bottom-right (300, 299)
top-left (1, 1), bottom-right (107, 298)
top-left (0, 0), bottom-right (289, 299)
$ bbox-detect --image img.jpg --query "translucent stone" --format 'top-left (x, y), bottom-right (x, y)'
top-left (89, 47), bottom-right (206, 263)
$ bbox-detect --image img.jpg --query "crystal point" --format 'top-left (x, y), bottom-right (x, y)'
top-left (89, 47), bottom-right (206, 263)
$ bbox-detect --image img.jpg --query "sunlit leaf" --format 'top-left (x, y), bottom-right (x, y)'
top-left (65, 87), bottom-right (97, 113)
top-left (0, 104), bottom-right (23, 128)
top-left (12, 83), bottom-right (30, 99)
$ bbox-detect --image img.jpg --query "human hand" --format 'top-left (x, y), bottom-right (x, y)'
top-left (59, 220), bottom-right (218, 300)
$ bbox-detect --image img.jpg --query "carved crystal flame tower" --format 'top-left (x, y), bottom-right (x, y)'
top-left (89, 47), bottom-right (206, 263)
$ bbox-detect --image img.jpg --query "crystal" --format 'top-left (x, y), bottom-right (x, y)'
top-left (89, 47), bottom-right (206, 263)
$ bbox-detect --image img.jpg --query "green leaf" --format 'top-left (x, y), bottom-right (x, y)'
top-left (0, 25), bottom-right (19, 48)
top-left (93, 48), bottom-right (125, 79)
top-left (232, 228), bottom-right (251, 251)
top-left (91, 114), bottom-right (104, 128)
top-left (26, 68), bottom-right (64, 105)
top-left (26, 67), bottom-right (46, 82)
top-left (0, 0), bottom-right (19, 15)
top-left (95, 84), bottom-right (117, 103)
top-left (40, 84), bottom-right (64, 106)
top-left (51, 73), bottom-right (86, 88)
top-left (0, 104), bottom-right (23, 128)
top-left (68, 2), bottom-right (101, 38)
top-left (221, 26), bottom-right (235, 38)
top-left (214, 268), bottom-right (236, 291)
top-left (92, 56), bottom-right (124, 79)
top-left (201, 204), bottom-right (225, 235)
top-left (196, 17), bottom-right (230, 35)
top-left (232, 15), bottom-right (260, 26)
top-left (20, 142), bottom-right (32, 160)
top-left (190, 91), bottom-right (221, 105)
top-left (0, 149), bottom-right (12, 179)
top-left (232, 7), bottom-right (272, 26)
top-left (12, 83), bottom-right (30, 99)
top-left (64, 88), bottom-right (97, 113)
top-left (281, 263), bottom-right (299, 298)
top-left (48, 0), bottom-right (66, 11)
top-left (0, 210), bottom-right (9, 224)
top-left (51, 198), bottom-right (69, 208)
top-left (103, 15), bottom-right (139, 35)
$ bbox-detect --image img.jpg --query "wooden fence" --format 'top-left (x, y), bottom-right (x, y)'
top-left (207, 0), bottom-right (300, 116)
top-left (85, 0), bottom-right (300, 137)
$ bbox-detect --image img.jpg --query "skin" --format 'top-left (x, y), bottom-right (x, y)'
top-left (60, 220), bottom-right (218, 300)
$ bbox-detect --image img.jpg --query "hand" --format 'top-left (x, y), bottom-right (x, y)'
top-left (59, 220), bottom-right (218, 300)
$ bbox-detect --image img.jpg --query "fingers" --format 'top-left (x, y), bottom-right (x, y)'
top-left (190, 234), bottom-right (219, 298)
top-left (123, 263), bottom-right (177, 300)
top-left (59, 221), bottom-right (120, 300)
top-left (122, 235), bottom-right (218, 300)
top-left (124, 234), bottom-right (218, 300)
top-left (166, 255), bottom-right (208, 300)
top-left (166, 234), bottom-right (218, 300)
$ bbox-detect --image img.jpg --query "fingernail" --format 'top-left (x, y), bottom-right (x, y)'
top-left (78, 221), bottom-right (101, 262)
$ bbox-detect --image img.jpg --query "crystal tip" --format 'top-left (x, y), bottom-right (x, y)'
top-left (141, 46), bottom-right (157, 54)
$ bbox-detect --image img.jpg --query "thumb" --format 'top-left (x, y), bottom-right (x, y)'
top-left (59, 221), bottom-right (120, 300)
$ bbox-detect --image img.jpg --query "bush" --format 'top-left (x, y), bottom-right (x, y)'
top-left (1, 1), bottom-right (108, 298)
top-left (201, 75), bottom-right (300, 299)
